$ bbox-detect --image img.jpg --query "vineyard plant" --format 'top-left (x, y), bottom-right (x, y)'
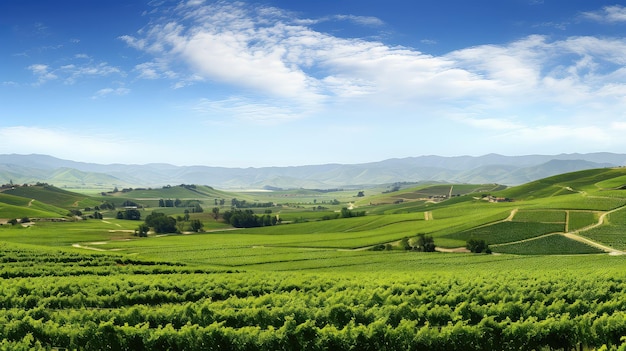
top-left (3, 168), bottom-right (626, 349)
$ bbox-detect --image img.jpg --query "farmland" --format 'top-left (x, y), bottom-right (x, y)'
top-left (2, 168), bottom-right (626, 349)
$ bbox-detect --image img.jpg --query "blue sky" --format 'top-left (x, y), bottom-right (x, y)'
top-left (2, 0), bottom-right (626, 167)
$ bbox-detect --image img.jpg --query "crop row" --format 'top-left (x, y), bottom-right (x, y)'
top-left (492, 234), bottom-right (604, 255)
top-left (445, 221), bottom-right (564, 245)
top-left (3, 269), bottom-right (626, 350)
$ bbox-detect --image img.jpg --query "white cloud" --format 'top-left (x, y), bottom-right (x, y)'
top-left (92, 87), bottom-right (130, 99)
top-left (329, 15), bottom-right (384, 27)
top-left (118, 1), bottom-right (626, 138)
top-left (27, 61), bottom-right (123, 85)
top-left (192, 97), bottom-right (311, 124)
top-left (28, 64), bottom-right (57, 84)
top-left (582, 5), bottom-right (626, 23)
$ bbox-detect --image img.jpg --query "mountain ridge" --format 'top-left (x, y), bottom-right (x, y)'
top-left (0, 153), bottom-right (623, 189)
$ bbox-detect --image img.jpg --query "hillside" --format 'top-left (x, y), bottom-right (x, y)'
top-left (2, 167), bottom-right (626, 257)
top-left (0, 192), bottom-right (69, 220)
top-left (0, 153), bottom-right (624, 189)
top-left (3, 167), bottom-right (626, 350)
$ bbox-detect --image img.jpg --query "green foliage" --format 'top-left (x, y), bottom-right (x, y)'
top-left (222, 209), bottom-right (277, 228)
top-left (116, 209), bottom-right (141, 220)
top-left (340, 207), bottom-right (365, 218)
top-left (144, 212), bottom-right (177, 234)
top-left (466, 238), bottom-right (490, 253)
top-left (1, 242), bottom-right (626, 350)
top-left (136, 223), bottom-right (149, 237)
top-left (189, 219), bottom-right (204, 233)
top-left (412, 234), bottom-right (436, 252)
top-left (5, 168), bottom-right (626, 348)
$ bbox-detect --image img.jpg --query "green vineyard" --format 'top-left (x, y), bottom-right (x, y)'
top-left (3, 168), bottom-right (626, 349)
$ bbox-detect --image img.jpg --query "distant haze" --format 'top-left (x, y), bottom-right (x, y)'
top-left (0, 153), bottom-right (623, 189)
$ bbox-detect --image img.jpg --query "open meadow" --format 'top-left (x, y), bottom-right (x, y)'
top-left (2, 169), bottom-right (626, 349)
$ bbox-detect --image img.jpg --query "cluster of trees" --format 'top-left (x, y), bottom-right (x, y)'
top-left (222, 209), bottom-right (278, 228)
top-left (230, 198), bottom-right (273, 208)
top-left (116, 209), bottom-right (141, 221)
top-left (466, 239), bottom-right (491, 254)
top-left (135, 211), bottom-right (205, 236)
top-left (98, 201), bottom-right (115, 210)
top-left (5, 217), bottom-right (30, 226)
top-left (400, 234), bottom-right (436, 252)
top-left (158, 199), bottom-right (182, 208)
top-left (144, 212), bottom-right (178, 234)
top-left (157, 199), bottom-right (204, 213)
top-left (340, 207), bottom-right (366, 218)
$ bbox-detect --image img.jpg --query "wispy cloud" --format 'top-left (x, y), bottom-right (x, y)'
top-left (28, 64), bottom-right (57, 84)
top-left (581, 5), bottom-right (626, 23)
top-left (192, 97), bottom-right (312, 124)
top-left (27, 61), bottom-right (123, 85)
top-left (92, 87), bottom-right (130, 99)
top-left (327, 14), bottom-right (385, 27)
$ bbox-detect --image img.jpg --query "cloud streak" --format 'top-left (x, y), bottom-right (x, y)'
top-left (28, 61), bottom-right (123, 85)
top-left (582, 5), bottom-right (626, 23)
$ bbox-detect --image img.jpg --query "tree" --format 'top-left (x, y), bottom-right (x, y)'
top-left (136, 223), bottom-right (149, 237)
top-left (466, 239), bottom-right (491, 254)
top-left (118, 209), bottom-right (141, 221)
top-left (415, 233), bottom-right (436, 252)
top-left (212, 207), bottom-right (220, 220)
top-left (183, 209), bottom-right (190, 222)
top-left (400, 237), bottom-right (412, 250)
top-left (190, 219), bottom-right (204, 232)
top-left (357, 191), bottom-right (365, 197)
top-left (144, 212), bottom-right (178, 234)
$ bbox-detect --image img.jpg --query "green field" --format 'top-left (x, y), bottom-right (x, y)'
top-left (3, 168), bottom-right (626, 349)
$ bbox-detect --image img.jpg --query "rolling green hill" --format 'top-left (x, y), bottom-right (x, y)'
top-left (3, 167), bottom-right (626, 257)
top-left (0, 193), bottom-right (69, 219)
top-left (3, 167), bottom-right (626, 349)
top-left (2, 184), bottom-right (101, 209)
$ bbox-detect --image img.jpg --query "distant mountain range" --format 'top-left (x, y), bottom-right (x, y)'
top-left (0, 153), bottom-right (623, 189)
